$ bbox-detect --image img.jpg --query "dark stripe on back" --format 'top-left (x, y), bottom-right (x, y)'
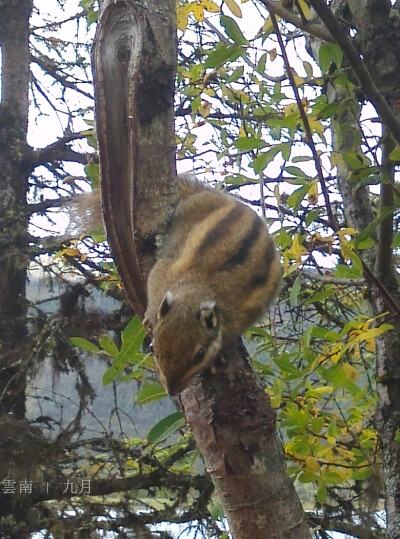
top-left (196, 204), bottom-right (245, 256)
top-left (249, 240), bottom-right (276, 288)
top-left (222, 213), bottom-right (263, 269)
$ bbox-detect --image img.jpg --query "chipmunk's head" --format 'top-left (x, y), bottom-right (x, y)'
top-left (147, 289), bottom-right (222, 396)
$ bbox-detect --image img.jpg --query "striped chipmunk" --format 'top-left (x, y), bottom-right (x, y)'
top-left (143, 179), bottom-right (281, 396)
top-left (68, 179), bottom-right (281, 396)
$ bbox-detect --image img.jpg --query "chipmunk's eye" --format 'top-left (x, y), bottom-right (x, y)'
top-left (193, 347), bottom-right (206, 364)
top-left (148, 342), bottom-right (154, 353)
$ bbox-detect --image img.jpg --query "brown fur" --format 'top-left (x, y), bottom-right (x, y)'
top-left (144, 180), bottom-right (281, 395)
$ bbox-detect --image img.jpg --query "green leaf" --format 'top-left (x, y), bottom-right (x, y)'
top-left (84, 163), bottom-right (100, 187)
top-left (352, 466), bottom-right (372, 481)
top-left (256, 52), bottom-right (267, 74)
top-left (305, 209), bottom-right (322, 226)
top-left (102, 317), bottom-right (146, 385)
top-left (102, 364), bottom-right (124, 386)
top-left (318, 42), bottom-right (343, 73)
top-left (355, 206), bottom-right (393, 249)
top-left (322, 470), bottom-right (343, 485)
top-left (204, 43), bottom-right (243, 68)
top-left (316, 483), bottom-right (327, 505)
top-left (147, 412), bottom-right (185, 443)
top-left (115, 316), bottom-right (146, 365)
top-left (341, 244), bottom-right (363, 274)
top-left (273, 356), bottom-right (302, 376)
top-left (284, 166), bottom-right (308, 178)
top-left (99, 334), bottom-right (119, 357)
top-left (70, 337), bottom-right (100, 353)
top-left (389, 147), bottom-right (400, 162)
top-left (135, 382), bottom-right (167, 405)
top-left (392, 231), bottom-right (400, 248)
top-left (233, 137), bottom-right (266, 151)
top-left (298, 471), bottom-right (317, 484)
top-left (316, 101), bottom-right (339, 120)
top-left (287, 184), bottom-right (310, 214)
top-left (311, 327), bottom-right (328, 339)
top-left (225, 65), bottom-right (244, 83)
top-left (334, 264), bottom-right (363, 279)
top-left (289, 275), bottom-right (301, 308)
top-left (305, 287), bottom-right (334, 305)
top-left (220, 15), bottom-right (248, 46)
top-left (292, 155), bottom-right (314, 163)
top-left (251, 146), bottom-right (282, 173)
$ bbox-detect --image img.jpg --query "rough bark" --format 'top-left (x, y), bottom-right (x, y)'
top-left (182, 342), bottom-right (310, 538)
top-left (92, 0), bottom-right (178, 316)
top-left (0, 1), bottom-right (36, 535)
top-left (0, 0), bottom-right (32, 418)
top-left (92, 1), bottom-right (311, 537)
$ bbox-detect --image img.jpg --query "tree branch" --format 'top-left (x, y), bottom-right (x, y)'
top-left (270, 11), bottom-right (338, 232)
top-left (308, 0), bottom-right (400, 146)
top-left (257, 0), bottom-right (334, 42)
top-left (300, 270), bottom-right (365, 287)
top-left (30, 133), bottom-right (91, 168)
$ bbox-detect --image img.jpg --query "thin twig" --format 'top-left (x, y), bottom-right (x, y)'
top-left (300, 270), bottom-right (365, 287)
top-left (270, 11), bottom-right (338, 232)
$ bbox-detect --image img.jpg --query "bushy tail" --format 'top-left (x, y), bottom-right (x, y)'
top-left (64, 188), bottom-right (103, 237)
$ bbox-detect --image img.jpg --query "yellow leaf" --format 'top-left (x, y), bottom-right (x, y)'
top-left (297, 0), bottom-right (312, 20)
top-left (310, 386), bottom-right (334, 395)
top-left (293, 75), bottom-right (304, 86)
top-left (202, 0), bottom-right (220, 13)
top-left (199, 100), bottom-right (211, 117)
top-left (284, 103), bottom-right (298, 117)
top-left (330, 344), bottom-right (341, 364)
top-left (241, 0), bottom-right (250, 3)
top-left (288, 234), bottom-right (307, 262)
top-left (192, 4), bottom-right (205, 21)
top-left (336, 227), bottom-right (358, 237)
top-left (330, 151), bottom-right (345, 169)
top-left (224, 0), bottom-right (242, 17)
top-left (308, 179), bottom-right (318, 205)
top-left (238, 125), bottom-right (246, 138)
top-left (203, 87), bottom-right (215, 97)
top-left (366, 338), bottom-right (375, 353)
top-left (176, 3), bottom-right (192, 31)
top-left (342, 362), bottom-right (359, 381)
top-left (336, 447), bottom-right (356, 462)
top-left (263, 16), bottom-right (274, 33)
top-left (274, 184), bottom-right (281, 205)
top-left (307, 116), bottom-right (324, 135)
top-left (269, 48), bottom-right (277, 61)
top-left (305, 456), bottom-right (320, 474)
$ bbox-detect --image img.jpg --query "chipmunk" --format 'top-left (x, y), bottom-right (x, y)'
top-left (143, 180), bottom-right (281, 396)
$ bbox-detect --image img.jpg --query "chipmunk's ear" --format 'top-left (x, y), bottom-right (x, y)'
top-left (197, 300), bottom-right (218, 330)
top-left (157, 290), bottom-right (174, 320)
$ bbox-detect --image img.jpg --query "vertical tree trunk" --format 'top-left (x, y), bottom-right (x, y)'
top-left (0, 0), bottom-right (32, 418)
top-left (93, 2), bottom-right (311, 537)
